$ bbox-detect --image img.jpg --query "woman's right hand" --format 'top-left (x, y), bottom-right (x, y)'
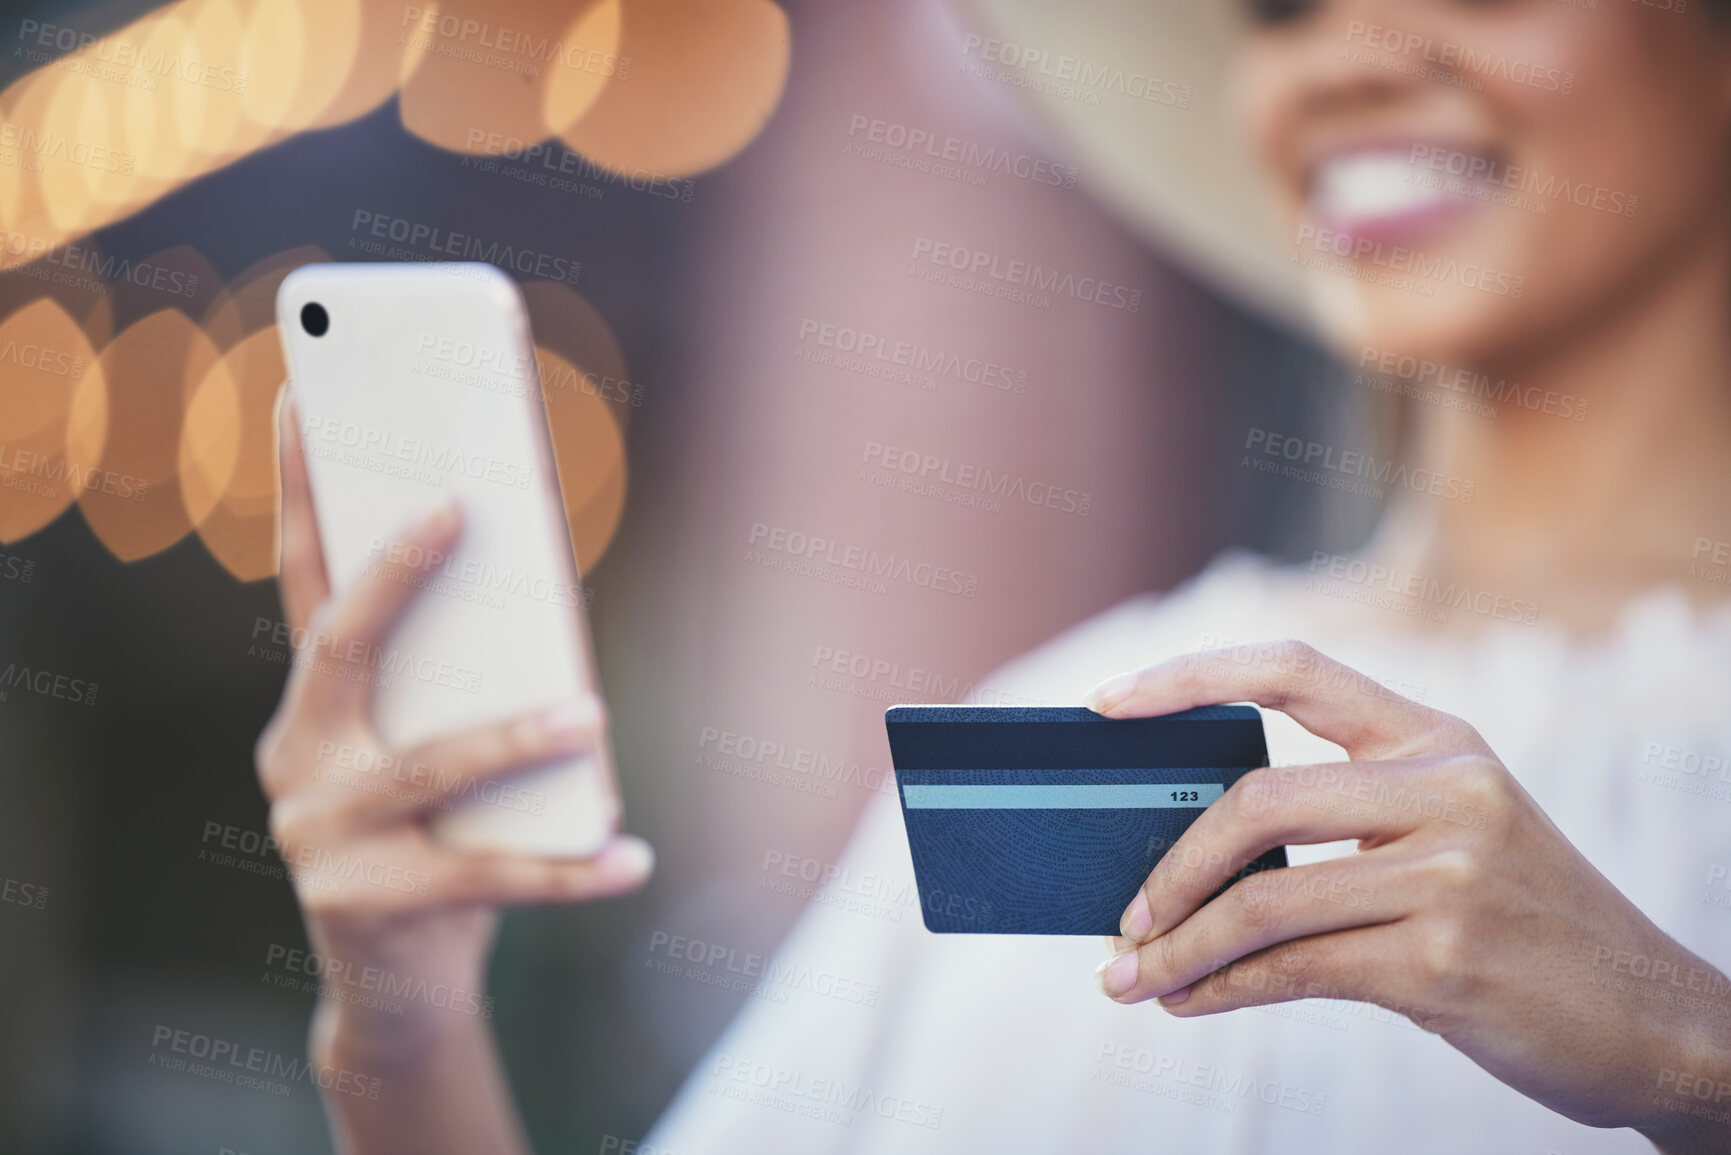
top-left (256, 390), bottom-right (653, 1067)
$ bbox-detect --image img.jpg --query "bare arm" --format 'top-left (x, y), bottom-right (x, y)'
top-left (314, 984), bottom-right (528, 1155)
top-left (1086, 641), bottom-right (1731, 1154)
top-left (259, 392), bottom-right (651, 1154)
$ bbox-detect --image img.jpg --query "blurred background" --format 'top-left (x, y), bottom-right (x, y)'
top-left (0, 0), bottom-right (1384, 1151)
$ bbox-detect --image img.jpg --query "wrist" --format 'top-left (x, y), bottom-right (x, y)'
top-left (300, 920), bottom-right (498, 1071)
top-left (299, 911), bottom-right (498, 1038)
top-left (1628, 967), bottom-right (1731, 1153)
top-left (311, 994), bottom-right (492, 1076)
top-left (307, 980), bottom-right (531, 1155)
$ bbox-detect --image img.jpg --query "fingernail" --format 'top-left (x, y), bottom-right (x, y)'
top-left (1095, 948), bottom-right (1139, 998)
top-left (1120, 892), bottom-right (1154, 940)
top-left (541, 698), bottom-right (601, 742)
top-left (1083, 672), bottom-right (1136, 714)
top-left (1158, 985), bottom-right (1191, 1007)
top-left (419, 496), bottom-right (460, 535)
top-left (610, 836), bottom-right (655, 878)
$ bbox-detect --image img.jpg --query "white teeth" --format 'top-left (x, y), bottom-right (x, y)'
top-left (1311, 152), bottom-right (1455, 224)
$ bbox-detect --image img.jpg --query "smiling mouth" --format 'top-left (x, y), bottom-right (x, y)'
top-left (1307, 146), bottom-right (1504, 243)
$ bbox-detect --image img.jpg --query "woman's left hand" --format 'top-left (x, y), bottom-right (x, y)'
top-left (1084, 641), bottom-right (1731, 1154)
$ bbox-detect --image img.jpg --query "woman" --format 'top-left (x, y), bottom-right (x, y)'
top-left (258, 0), bottom-right (1731, 1150)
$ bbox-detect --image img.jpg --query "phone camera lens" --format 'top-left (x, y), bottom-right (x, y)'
top-left (301, 302), bottom-right (329, 337)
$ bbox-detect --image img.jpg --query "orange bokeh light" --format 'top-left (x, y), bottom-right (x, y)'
top-left (201, 246), bottom-right (329, 352)
top-left (398, 0), bottom-right (612, 155)
top-left (240, 0), bottom-right (367, 137)
top-left (123, 12), bottom-right (200, 185)
top-left (0, 0), bottom-right (808, 570)
top-left (558, 0), bottom-right (789, 178)
top-left (191, 326), bottom-right (287, 580)
top-left (541, 0), bottom-right (623, 137)
top-left (80, 308), bottom-right (218, 561)
top-left (179, 337), bottom-right (242, 528)
top-left (0, 0), bottom-right (791, 266)
top-left (318, 0), bottom-right (423, 128)
top-left (187, 247), bottom-right (327, 579)
top-left (0, 298), bottom-right (107, 543)
top-left (178, 0), bottom-right (258, 164)
top-left (1, 70), bottom-right (77, 248)
top-left (535, 345), bottom-right (627, 573)
top-left (520, 280), bottom-right (636, 431)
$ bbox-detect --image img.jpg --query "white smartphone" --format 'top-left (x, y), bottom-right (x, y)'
top-left (275, 262), bottom-right (619, 857)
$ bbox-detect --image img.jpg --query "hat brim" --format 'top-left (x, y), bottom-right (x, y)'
top-left (948, 0), bottom-right (1308, 329)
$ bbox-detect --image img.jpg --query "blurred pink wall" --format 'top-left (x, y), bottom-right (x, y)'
top-left (596, 0), bottom-right (1219, 1015)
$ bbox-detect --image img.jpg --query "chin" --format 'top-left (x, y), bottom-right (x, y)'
top-left (1293, 216), bottom-right (1547, 367)
top-left (1306, 277), bottom-right (1530, 369)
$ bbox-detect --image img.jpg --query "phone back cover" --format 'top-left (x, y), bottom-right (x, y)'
top-left (277, 262), bottom-right (616, 855)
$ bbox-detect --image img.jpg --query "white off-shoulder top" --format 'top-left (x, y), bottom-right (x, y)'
top-left (647, 553), bottom-right (1731, 1154)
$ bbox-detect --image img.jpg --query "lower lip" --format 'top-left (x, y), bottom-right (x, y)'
top-left (1311, 194), bottom-right (1481, 247)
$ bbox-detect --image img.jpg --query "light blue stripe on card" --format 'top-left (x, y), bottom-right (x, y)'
top-left (901, 783), bottom-right (1225, 809)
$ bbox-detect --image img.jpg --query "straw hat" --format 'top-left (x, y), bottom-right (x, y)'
top-left (947, 0), bottom-right (1307, 327)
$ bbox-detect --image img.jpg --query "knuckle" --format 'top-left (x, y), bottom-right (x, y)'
top-left (266, 800), bottom-right (309, 857)
top-left (1211, 956), bottom-right (1259, 1000)
top-left (1271, 638), bottom-right (1321, 683)
top-left (1232, 873), bottom-right (1284, 934)
top-left (456, 719), bottom-right (540, 778)
top-left (1414, 917), bottom-right (1473, 999)
top-left (1229, 938), bottom-right (1315, 1002)
top-left (503, 716), bottom-right (546, 764)
top-left (1252, 639), bottom-right (1316, 707)
top-left (404, 859), bottom-right (463, 905)
top-left (1230, 768), bottom-right (1284, 825)
top-left (1273, 638), bottom-right (1321, 668)
top-left (254, 723), bottom-right (287, 796)
top-left (1146, 929), bottom-right (1183, 987)
top-left (296, 883), bottom-right (383, 921)
top-left (1429, 713), bottom-right (1489, 753)
top-left (1263, 935), bottom-right (1314, 981)
top-left (1417, 847), bottom-right (1482, 894)
top-left (1441, 753), bottom-right (1514, 816)
top-left (537, 860), bottom-right (584, 900)
top-left (1163, 841), bottom-right (1211, 890)
top-left (452, 730), bottom-right (512, 777)
top-left (1440, 714), bottom-right (1479, 744)
top-left (295, 882), bottom-right (344, 917)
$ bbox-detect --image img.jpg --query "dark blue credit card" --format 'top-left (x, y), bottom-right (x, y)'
top-left (885, 705), bottom-right (1287, 935)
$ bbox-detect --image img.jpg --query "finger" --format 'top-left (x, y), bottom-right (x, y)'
top-left (294, 498), bottom-right (463, 718)
top-left (432, 835), bottom-right (654, 906)
top-left (1082, 640), bottom-right (1473, 761)
top-left (324, 498), bottom-right (463, 656)
top-left (1097, 857), bottom-right (1397, 1004)
top-left (1158, 925), bottom-right (1451, 1034)
top-left (275, 388), bottom-right (330, 633)
top-left (323, 698), bottom-right (606, 828)
top-left (1122, 757), bottom-right (1457, 941)
top-left (291, 833), bottom-right (653, 915)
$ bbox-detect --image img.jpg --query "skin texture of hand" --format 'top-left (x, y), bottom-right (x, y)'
top-left (1083, 641), bottom-right (1731, 1155)
top-left (256, 390), bottom-right (652, 1154)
